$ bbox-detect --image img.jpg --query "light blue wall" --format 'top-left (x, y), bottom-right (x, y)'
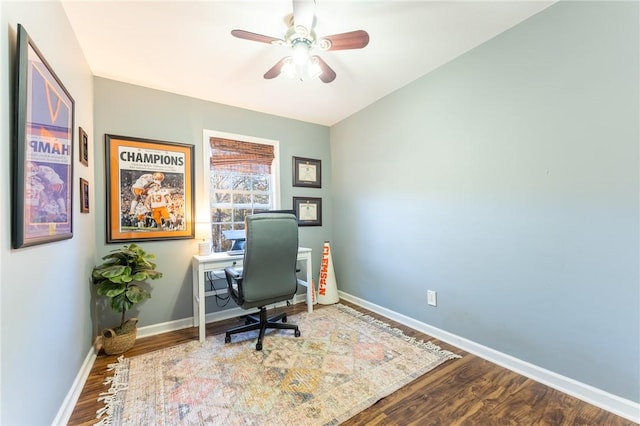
top-left (1, 2), bottom-right (95, 424)
top-left (330, 1), bottom-right (639, 402)
top-left (1, 1), bottom-right (637, 423)
top-left (93, 78), bottom-right (331, 330)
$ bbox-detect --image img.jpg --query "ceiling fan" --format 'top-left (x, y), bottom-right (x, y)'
top-left (231, 0), bottom-right (369, 83)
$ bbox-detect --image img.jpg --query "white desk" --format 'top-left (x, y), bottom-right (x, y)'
top-left (192, 247), bottom-right (313, 342)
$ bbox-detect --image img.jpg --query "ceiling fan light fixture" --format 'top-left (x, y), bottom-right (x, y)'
top-left (232, 0), bottom-right (369, 83)
top-left (282, 58), bottom-right (296, 78)
top-left (291, 38), bottom-right (312, 65)
top-left (307, 57), bottom-right (322, 80)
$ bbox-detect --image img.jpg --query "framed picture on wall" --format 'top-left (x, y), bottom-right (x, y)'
top-left (105, 134), bottom-right (195, 243)
top-left (79, 178), bottom-right (90, 213)
top-left (293, 156), bottom-right (321, 188)
top-left (79, 126), bottom-right (89, 166)
top-left (12, 24), bottom-right (75, 248)
top-left (293, 197), bottom-right (322, 226)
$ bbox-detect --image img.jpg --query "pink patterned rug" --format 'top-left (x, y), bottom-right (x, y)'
top-left (96, 304), bottom-right (460, 425)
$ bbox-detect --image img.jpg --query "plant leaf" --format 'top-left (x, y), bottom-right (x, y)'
top-left (100, 265), bottom-right (129, 279)
top-left (126, 284), bottom-right (151, 304)
top-left (111, 292), bottom-right (134, 313)
top-left (145, 270), bottom-right (163, 280)
top-left (96, 281), bottom-right (126, 297)
top-left (130, 271), bottom-right (148, 281)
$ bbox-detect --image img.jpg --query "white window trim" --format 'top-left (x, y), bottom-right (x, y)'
top-left (201, 128), bottom-right (281, 224)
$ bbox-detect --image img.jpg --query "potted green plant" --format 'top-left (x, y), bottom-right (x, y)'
top-left (92, 243), bottom-right (163, 354)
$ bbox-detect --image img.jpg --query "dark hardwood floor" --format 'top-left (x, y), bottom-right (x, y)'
top-left (68, 301), bottom-right (637, 425)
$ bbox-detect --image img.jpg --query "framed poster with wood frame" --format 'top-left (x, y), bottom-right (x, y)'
top-left (292, 156), bottom-right (321, 188)
top-left (105, 134), bottom-right (195, 243)
top-left (293, 197), bottom-right (322, 226)
top-left (12, 24), bottom-right (74, 248)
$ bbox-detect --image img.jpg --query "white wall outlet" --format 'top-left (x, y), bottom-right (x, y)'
top-left (427, 290), bottom-right (437, 306)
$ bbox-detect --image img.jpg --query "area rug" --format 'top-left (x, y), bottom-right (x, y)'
top-left (96, 303), bottom-right (460, 425)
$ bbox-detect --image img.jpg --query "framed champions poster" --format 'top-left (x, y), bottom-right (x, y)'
top-left (105, 134), bottom-right (195, 243)
top-left (13, 24), bottom-right (74, 248)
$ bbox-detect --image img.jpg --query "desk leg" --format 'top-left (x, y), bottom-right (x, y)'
top-left (199, 265), bottom-right (206, 342)
top-left (192, 263), bottom-right (206, 343)
top-left (192, 262), bottom-right (199, 327)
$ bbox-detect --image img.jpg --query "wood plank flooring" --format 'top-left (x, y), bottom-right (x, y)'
top-left (68, 301), bottom-right (637, 425)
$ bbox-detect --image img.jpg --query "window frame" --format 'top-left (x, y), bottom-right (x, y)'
top-left (202, 129), bottom-right (281, 252)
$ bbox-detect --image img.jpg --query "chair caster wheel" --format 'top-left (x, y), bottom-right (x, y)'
top-left (225, 335), bottom-right (231, 343)
top-left (294, 329), bottom-right (301, 337)
top-left (256, 342), bottom-right (262, 351)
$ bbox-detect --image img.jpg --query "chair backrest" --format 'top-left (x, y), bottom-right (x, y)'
top-left (239, 213), bottom-right (299, 308)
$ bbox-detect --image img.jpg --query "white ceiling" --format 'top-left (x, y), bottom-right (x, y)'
top-left (61, 1), bottom-right (554, 126)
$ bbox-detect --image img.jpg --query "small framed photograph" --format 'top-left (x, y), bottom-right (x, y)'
top-left (293, 156), bottom-right (321, 188)
top-left (79, 178), bottom-right (89, 213)
top-left (79, 126), bottom-right (89, 166)
top-left (293, 197), bottom-right (322, 226)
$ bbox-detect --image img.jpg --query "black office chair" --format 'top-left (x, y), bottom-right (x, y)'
top-left (224, 213), bottom-right (301, 350)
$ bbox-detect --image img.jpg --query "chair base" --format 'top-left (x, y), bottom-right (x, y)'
top-left (225, 306), bottom-right (300, 350)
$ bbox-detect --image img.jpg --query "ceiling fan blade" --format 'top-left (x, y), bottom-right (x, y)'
top-left (320, 30), bottom-right (370, 51)
top-left (263, 57), bottom-right (291, 79)
top-left (313, 55), bottom-right (336, 83)
top-left (292, 0), bottom-right (316, 33)
top-left (231, 29), bottom-right (281, 45)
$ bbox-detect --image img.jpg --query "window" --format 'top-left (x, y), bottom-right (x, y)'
top-left (203, 131), bottom-right (280, 253)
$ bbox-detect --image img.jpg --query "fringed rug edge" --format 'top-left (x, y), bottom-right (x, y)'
top-left (95, 355), bottom-right (130, 425)
top-left (333, 303), bottom-right (462, 361)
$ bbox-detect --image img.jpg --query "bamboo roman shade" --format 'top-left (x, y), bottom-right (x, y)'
top-left (210, 137), bottom-right (274, 174)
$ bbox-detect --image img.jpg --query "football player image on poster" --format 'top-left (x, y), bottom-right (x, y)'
top-left (128, 172), bottom-right (165, 215)
top-left (25, 161), bottom-right (69, 223)
top-left (119, 170), bottom-right (185, 232)
top-left (105, 134), bottom-right (194, 243)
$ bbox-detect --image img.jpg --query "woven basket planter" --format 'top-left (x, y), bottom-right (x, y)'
top-left (102, 318), bottom-right (138, 355)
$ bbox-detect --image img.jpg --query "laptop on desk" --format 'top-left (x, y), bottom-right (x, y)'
top-left (222, 229), bottom-right (246, 255)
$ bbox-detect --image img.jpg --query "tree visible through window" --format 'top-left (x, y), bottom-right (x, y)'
top-left (208, 136), bottom-right (277, 252)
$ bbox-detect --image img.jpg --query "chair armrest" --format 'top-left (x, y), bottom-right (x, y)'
top-left (224, 267), bottom-right (244, 305)
top-left (225, 267), bottom-right (242, 279)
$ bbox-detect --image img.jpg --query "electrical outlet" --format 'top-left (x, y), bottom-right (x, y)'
top-left (427, 290), bottom-right (437, 306)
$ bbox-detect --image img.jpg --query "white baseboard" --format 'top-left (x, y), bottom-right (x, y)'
top-left (55, 294), bottom-right (308, 424)
top-left (52, 347), bottom-right (97, 426)
top-left (137, 293), bottom-right (307, 339)
top-left (61, 294), bottom-right (638, 424)
top-left (338, 291), bottom-right (640, 424)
